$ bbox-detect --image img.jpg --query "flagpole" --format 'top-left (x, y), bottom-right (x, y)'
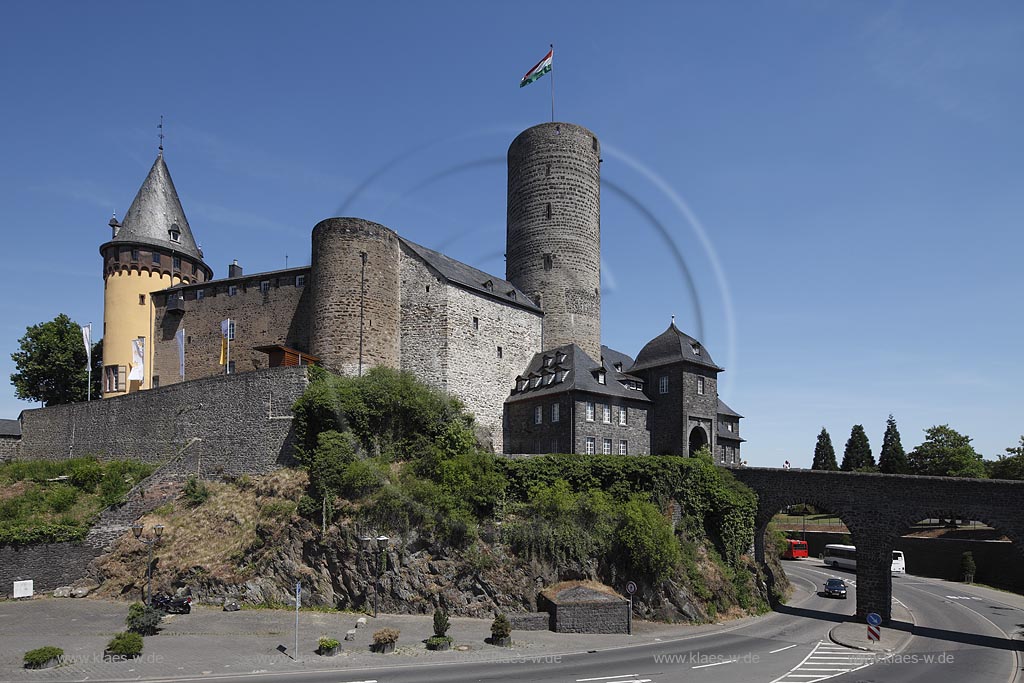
top-left (86, 323), bottom-right (92, 402)
top-left (550, 43), bottom-right (555, 123)
top-left (226, 319), bottom-right (231, 375)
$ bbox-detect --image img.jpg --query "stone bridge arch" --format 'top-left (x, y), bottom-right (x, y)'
top-left (729, 467), bottom-right (1024, 623)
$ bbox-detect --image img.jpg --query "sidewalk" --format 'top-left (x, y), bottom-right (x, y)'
top-left (829, 601), bottom-right (915, 653)
top-left (0, 596), bottom-right (765, 682)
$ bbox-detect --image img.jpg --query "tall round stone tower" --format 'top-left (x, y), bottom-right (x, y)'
top-left (100, 150), bottom-right (212, 397)
top-left (506, 122), bottom-right (601, 359)
top-left (310, 217), bottom-right (401, 376)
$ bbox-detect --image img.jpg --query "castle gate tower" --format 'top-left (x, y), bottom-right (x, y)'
top-left (506, 122), bottom-right (601, 359)
top-left (100, 151), bottom-right (212, 397)
top-left (310, 217), bottom-right (401, 376)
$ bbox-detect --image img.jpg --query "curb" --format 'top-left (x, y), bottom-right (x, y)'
top-left (828, 602), bottom-right (916, 654)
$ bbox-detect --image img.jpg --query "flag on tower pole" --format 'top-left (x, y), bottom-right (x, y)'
top-left (519, 47), bottom-right (553, 88)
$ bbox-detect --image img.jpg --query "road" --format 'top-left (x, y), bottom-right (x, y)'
top-left (139, 564), bottom-right (1022, 683)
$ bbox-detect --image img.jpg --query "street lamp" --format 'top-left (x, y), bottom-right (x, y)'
top-left (131, 523), bottom-right (164, 605)
top-left (359, 534), bottom-right (389, 618)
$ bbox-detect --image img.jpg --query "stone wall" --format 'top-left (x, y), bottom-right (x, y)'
top-left (572, 396), bottom-right (650, 455)
top-left (550, 602), bottom-right (629, 634)
top-left (508, 612), bottom-right (551, 631)
top-left (16, 367), bottom-right (308, 476)
top-left (443, 283), bottom-right (542, 453)
top-left (399, 246), bottom-right (449, 391)
top-left (503, 394), bottom-right (650, 455)
top-left (0, 435), bottom-right (19, 462)
top-left (0, 543), bottom-right (102, 596)
top-left (635, 363), bottom-right (719, 457)
top-left (152, 268), bottom-right (312, 386)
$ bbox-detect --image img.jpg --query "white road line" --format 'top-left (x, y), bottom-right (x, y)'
top-left (576, 676), bottom-right (641, 682)
top-left (770, 644), bottom-right (799, 653)
top-left (770, 641), bottom-right (882, 683)
top-left (692, 660), bottom-right (732, 669)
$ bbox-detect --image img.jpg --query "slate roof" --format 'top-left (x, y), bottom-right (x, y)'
top-left (398, 237), bottom-right (541, 313)
top-left (630, 322), bottom-right (723, 372)
top-left (103, 152), bottom-right (206, 263)
top-left (506, 343), bottom-right (650, 404)
top-left (600, 345), bottom-right (635, 374)
top-left (717, 426), bottom-right (746, 443)
top-left (717, 398), bottom-right (743, 419)
top-left (0, 418), bottom-right (22, 437)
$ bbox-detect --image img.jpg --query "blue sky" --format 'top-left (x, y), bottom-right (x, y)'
top-left (1, 2), bottom-right (1021, 466)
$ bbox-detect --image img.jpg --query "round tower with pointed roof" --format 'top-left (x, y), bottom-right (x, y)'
top-left (99, 150), bottom-right (212, 397)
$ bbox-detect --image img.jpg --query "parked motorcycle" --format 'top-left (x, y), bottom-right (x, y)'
top-left (151, 593), bottom-right (192, 614)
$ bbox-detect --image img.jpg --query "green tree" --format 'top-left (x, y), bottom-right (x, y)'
top-left (908, 425), bottom-right (986, 478)
top-left (10, 314), bottom-right (101, 406)
top-left (987, 436), bottom-right (1024, 480)
top-left (840, 425), bottom-right (875, 471)
top-left (878, 415), bottom-right (909, 474)
top-left (811, 428), bottom-right (838, 471)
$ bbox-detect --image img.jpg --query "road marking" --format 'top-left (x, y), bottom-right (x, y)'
top-left (945, 595), bottom-right (982, 600)
top-left (692, 660), bottom-right (732, 669)
top-left (770, 644), bottom-right (799, 653)
top-left (576, 676), bottom-right (641, 682)
top-left (770, 641), bottom-right (883, 683)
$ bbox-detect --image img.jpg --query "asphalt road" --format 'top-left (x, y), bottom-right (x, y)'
top-left (138, 564), bottom-right (1022, 683)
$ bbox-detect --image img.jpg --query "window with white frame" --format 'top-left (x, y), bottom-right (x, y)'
top-left (196, 289), bottom-right (205, 301)
top-left (619, 407), bottom-right (627, 426)
top-left (228, 285), bottom-right (238, 296)
top-left (585, 437), bottom-right (595, 455)
top-left (597, 370), bottom-right (606, 384)
top-left (603, 438), bottom-right (612, 455)
top-left (619, 440), bottom-right (628, 455)
top-left (296, 274), bottom-right (305, 287)
top-left (659, 375), bottom-right (668, 394)
top-left (586, 402), bottom-right (595, 421)
top-left (260, 280), bottom-right (270, 295)
top-left (602, 404), bottom-right (611, 423)
top-left (697, 376), bottom-right (705, 395)
top-left (551, 438), bottom-right (559, 454)
top-left (552, 403), bottom-right (560, 422)
top-left (534, 405), bottom-right (543, 425)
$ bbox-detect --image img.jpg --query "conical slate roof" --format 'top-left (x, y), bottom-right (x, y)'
top-left (630, 322), bottom-right (723, 372)
top-left (111, 152), bottom-right (204, 261)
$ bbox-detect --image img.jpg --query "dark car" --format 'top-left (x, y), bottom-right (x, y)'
top-left (823, 578), bottom-right (848, 599)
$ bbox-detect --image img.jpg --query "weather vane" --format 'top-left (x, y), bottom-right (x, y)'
top-left (158, 115), bottom-right (165, 152)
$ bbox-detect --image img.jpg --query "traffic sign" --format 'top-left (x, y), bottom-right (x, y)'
top-left (867, 624), bottom-right (881, 641)
top-left (625, 581), bottom-right (637, 595)
top-left (866, 612), bottom-right (882, 627)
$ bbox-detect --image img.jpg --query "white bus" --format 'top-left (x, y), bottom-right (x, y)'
top-left (823, 544), bottom-right (907, 573)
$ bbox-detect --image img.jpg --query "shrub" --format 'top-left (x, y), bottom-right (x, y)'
top-left (491, 613), bottom-right (511, 639)
top-left (68, 460), bottom-right (104, 491)
top-left (372, 628), bottom-right (400, 645)
top-left (23, 646), bottom-right (63, 668)
top-left (340, 459), bottom-right (388, 498)
top-left (106, 631), bottom-right (143, 657)
top-left (46, 485), bottom-right (78, 513)
top-left (182, 476), bottom-right (210, 507)
top-left (432, 607), bottom-right (450, 638)
top-left (426, 635), bottom-right (452, 649)
top-left (318, 636), bottom-right (340, 651)
top-left (961, 551), bottom-right (976, 579)
top-left (125, 601), bottom-right (162, 635)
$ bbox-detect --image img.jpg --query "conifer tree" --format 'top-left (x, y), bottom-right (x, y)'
top-left (841, 425), bottom-right (875, 471)
top-left (812, 428), bottom-right (838, 471)
top-left (878, 414), bottom-right (909, 474)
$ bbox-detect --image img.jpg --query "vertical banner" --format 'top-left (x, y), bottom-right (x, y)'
top-left (175, 328), bottom-right (186, 378)
top-left (81, 324), bottom-right (92, 366)
top-left (219, 319), bottom-right (231, 367)
top-left (128, 337), bottom-right (145, 381)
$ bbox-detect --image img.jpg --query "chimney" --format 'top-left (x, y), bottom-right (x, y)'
top-left (228, 259), bottom-right (243, 278)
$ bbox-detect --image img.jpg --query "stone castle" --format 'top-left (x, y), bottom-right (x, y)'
top-left (95, 121), bottom-right (744, 462)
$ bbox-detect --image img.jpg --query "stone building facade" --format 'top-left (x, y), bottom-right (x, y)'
top-left (85, 120), bottom-right (742, 461)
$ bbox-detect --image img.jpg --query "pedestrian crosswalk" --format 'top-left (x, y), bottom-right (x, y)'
top-left (770, 640), bottom-right (879, 683)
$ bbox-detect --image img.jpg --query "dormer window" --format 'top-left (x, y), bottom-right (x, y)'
top-left (516, 378), bottom-right (527, 392)
top-left (544, 356), bottom-right (553, 368)
top-left (556, 370), bottom-right (567, 383)
top-left (691, 343), bottom-right (700, 356)
top-left (507, 290), bottom-right (516, 300)
top-left (555, 352), bottom-right (566, 364)
top-left (614, 362), bottom-right (622, 372)
top-left (531, 376), bottom-right (542, 388)
top-left (544, 373), bottom-right (554, 385)
top-left (596, 370), bottom-right (606, 385)
top-left (169, 225), bottom-right (181, 243)
top-left (483, 280), bottom-right (493, 291)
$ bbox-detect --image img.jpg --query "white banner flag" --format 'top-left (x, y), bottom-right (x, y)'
top-left (220, 319), bottom-right (231, 338)
top-left (175, 329), bottom-right (186, 378)
top-left (81, 324), bottom-right (92, 367)
top-left (128, 337), bottom-right (145, 381)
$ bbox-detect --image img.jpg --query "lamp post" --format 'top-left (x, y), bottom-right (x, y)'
top-left (131, 523), bottom-right (164, 605)
top-left (359, 534), bottom-right (389, 618)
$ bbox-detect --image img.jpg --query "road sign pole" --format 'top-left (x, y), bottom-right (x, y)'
top-left (625, 580), bottom-right (637, 636)
top-left (295, 582), bottom-right (301, 660)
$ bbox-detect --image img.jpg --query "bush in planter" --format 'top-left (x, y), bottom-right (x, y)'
top-left (126, 601), bottom-right (162, 636)
top-left (372, 628), bottom-right (400, 653)
top-left (425, 635), bottom-right (452, 651)
top-left (317, 636), bottom-right (341, 656)
top-left (106, 632), bottom-right (144, 658)
top-left (433, 607), bottom-right (450, 637)
top-left (23, 646), bottom-right (63, 669)
top-left (490, 613), bottom-right (511, 646)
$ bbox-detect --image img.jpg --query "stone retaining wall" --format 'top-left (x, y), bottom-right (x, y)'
top-left (0, 543), bottom-right (102, 597)
top-left (550, 602), bottom-right (629, 634)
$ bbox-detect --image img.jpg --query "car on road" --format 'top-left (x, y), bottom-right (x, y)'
top-left (823, 578), bottom-right (848, 599)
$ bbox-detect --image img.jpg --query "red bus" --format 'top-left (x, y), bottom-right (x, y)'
top-left (782, 538), bottom-right (809, 560)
